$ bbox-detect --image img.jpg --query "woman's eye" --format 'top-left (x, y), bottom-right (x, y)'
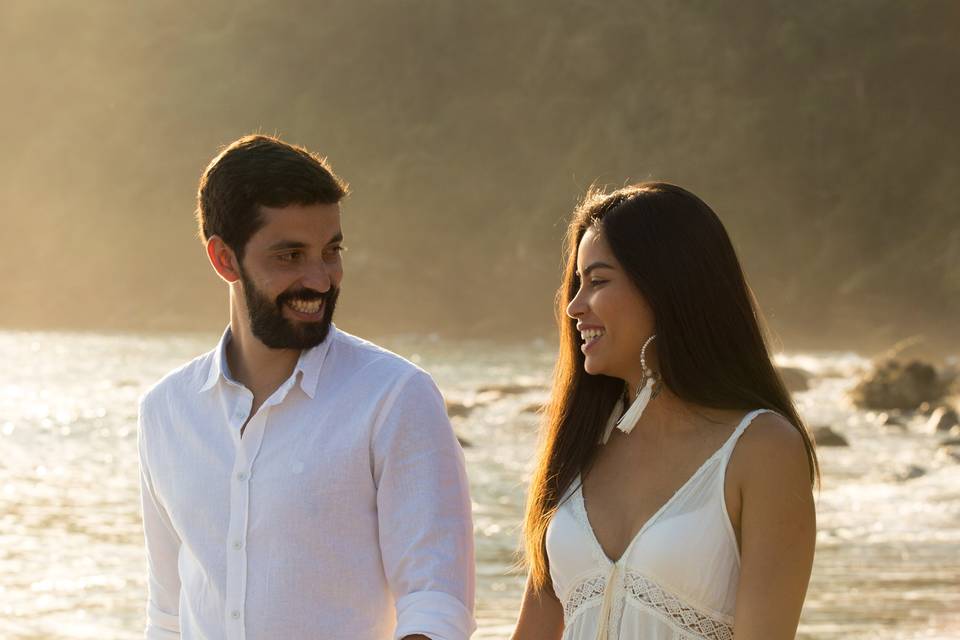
top-left (589, 279), bottom-right (607, 287)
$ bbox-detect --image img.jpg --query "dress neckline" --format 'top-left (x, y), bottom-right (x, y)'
top-left (575, 409), bottom-right (766, 565)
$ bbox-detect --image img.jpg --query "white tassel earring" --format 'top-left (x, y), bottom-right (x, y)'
top-left (601, 334), bottom-right (660, 444)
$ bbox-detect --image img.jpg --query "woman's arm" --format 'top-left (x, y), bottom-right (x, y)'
top-left (731, 413), bottom-right (817, 639)
top-left (511, 577), bottom-right (565, 640)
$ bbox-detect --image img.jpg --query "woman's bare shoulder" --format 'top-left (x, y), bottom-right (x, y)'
top-left (728, 411), bottom-right (812, 491)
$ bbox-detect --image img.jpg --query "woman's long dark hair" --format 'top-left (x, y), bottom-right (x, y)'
top-left (522, 182), bottom-right (820, 590)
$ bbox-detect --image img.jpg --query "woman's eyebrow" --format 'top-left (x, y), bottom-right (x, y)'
top-left (576, 261), bottom-right (614, 277)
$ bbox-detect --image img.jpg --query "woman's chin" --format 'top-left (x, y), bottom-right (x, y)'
top-left (582, 356), bottom-right (604, 376)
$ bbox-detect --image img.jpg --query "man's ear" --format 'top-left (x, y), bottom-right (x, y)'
top-left (206, 236), bottom-right (242, 283)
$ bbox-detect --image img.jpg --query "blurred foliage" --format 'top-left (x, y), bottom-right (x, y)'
top-left (0, 0), bottom-right (957, 353)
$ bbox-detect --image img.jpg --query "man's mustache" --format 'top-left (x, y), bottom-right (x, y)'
top-left (276, 287), bottom-right (338, 306)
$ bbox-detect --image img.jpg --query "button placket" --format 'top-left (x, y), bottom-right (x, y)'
top-left (222, 404), bottom-right (270, 639)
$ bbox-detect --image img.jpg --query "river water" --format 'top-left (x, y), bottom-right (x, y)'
top-left (1, 330), bottom-right (958, 638)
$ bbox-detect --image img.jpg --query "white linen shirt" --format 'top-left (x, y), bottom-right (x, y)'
top-left (137, 326), bottom-right (476, 640)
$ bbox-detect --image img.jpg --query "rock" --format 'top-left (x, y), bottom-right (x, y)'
top-left (877, 411), bottom-right (907, 428)
top-left (894, 465), bottom-right (926, 482)
top-left (476, 383), bottom-right (543, 396)
top-left (473, 390), bottom-right (505, 405)
top-left (521, 402), bottom-right (545, 415)
top-left (851, 359), bottom-right (947, 410)
top-left (778, 367), bottom-right (812, 392)
top-left (811, 425), bottom-right (849, 447)
top-left (938, 434), bottom-right (960, 462)
top-left (926, 407), bottom-right (960, 433)
top-left (445, 400), bottom-right (473, 418)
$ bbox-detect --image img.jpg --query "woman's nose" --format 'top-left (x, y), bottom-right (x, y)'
top-left (566, 288), bottom-right (586, 319)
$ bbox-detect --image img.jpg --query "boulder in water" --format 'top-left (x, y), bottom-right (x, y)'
top-left (851, 359), bottom-right (947, 410)
top-left (476, 383), bottom-right (543, 396)
top-left (521, 402), bottom-right (545, 415)
top-left (474, 390), bottom-right (505, 405)
top-left (874, 411), bottom-right (908, 429)
top-left (927, 406), bottom-right (960, 433)
top-left (894, 465), bottom-right (926, 482)
top-left (445, 400), bottom-right (473, 418)
top-left (938, 437), bottom-right (960, 463)
top-left (811, 425), bottom-right (849, 447)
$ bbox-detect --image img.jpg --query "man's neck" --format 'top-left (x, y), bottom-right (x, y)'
top-left (225, 317), bottom-right (302, 402)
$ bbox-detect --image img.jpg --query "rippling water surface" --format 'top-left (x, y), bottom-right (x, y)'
top-left (1, 330), bottom-right (958, 638)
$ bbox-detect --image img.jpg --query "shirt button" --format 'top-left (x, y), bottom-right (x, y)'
top-left (231, 610), bottom-right (241, 619)
top-left (233, 540), bottom-right (243, 550)
top-left (236, 471), bottom-right (248, 481)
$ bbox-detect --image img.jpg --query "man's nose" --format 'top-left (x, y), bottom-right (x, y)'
top-left (301, 260), bottom-right (332, 292)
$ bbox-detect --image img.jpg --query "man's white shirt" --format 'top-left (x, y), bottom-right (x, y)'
top-left (138, 326), bottom-right (476, 639)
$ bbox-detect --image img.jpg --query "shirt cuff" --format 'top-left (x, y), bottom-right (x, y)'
top-left (394, 590), bottom-right (476, 640)
top-left (145, 604), bottom-right (180, 639)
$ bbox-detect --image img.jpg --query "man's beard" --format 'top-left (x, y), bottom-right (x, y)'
top-left (239, 267), bottom-right (339, 350)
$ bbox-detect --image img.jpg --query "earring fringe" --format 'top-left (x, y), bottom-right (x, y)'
top-left (600, 333), bottom-right (658, 444)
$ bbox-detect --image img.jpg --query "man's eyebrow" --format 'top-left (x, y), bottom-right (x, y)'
top-left (265, 232), bottom-right (344, 252)
top-left (576, 261), bottom-right (614, 277)
top-left (267, 240), bottom-right (308, 252)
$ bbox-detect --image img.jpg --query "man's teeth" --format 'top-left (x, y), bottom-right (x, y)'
top-left (580, 329), bottom-right (605, 342)
top-left (288, 299), bottom-right (323, 314)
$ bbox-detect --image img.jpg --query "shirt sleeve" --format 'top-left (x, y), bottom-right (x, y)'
top-left (372, 370), bottom-right (477, 640)
top-left (138, 398), bottom-right (183, 639)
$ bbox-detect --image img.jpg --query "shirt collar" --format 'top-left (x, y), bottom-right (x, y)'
top-left (292, 324), bottom-right (337, 399)
top-left (199, 324), bottom-right (337, 398)
top-left (199, 326), bottom-right (233, 393)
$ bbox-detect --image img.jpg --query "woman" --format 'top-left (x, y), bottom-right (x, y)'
top-left (512, 183), bottom-right (818, 640)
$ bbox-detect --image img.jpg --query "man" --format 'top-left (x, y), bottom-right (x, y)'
top-left (138, 135), bottom-right (475, 639)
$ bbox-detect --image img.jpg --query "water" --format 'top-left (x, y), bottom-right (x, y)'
top-left (1, 330), bottom-right (958, 639)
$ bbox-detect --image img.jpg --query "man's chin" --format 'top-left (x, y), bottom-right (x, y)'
top-left (248, 317), bottom-right (332, 350)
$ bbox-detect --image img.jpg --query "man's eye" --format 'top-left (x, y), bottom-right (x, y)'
top-left (277, 252), bottom-right (302, 262)
top-left (324, 246), bottom-right (345, 258)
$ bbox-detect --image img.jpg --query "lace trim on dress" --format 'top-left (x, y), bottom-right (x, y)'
top-left (562, 574), bottom-right (607, 622)
top-left (562, 572), bottom-right (734, 640)
top-left (624, 572), bottom-right (734, 640)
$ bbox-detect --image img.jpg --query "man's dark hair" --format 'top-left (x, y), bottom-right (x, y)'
top-left (196, 134), bottom-right (349, 258)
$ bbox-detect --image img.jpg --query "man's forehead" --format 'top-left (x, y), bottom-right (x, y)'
top-left (258, 201), bottom-right (341, 221)
top-left (255, 203), bottom-right (342, 239)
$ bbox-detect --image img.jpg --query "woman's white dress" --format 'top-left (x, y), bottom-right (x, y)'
top-left (545, 409), bottom-right (771, 639)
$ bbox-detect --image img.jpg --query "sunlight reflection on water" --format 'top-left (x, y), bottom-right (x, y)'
top-left (0, 330), bottom-right (957, 639)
